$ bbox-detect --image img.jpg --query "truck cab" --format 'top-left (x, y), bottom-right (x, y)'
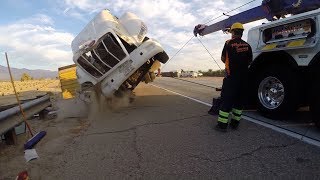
top-left (72, 10), bottom-right (168, 98)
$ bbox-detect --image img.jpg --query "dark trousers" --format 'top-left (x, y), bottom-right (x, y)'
top-left (220, 76), bottom-right (247, 112)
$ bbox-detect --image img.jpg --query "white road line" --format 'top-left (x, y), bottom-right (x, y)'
top-left (278, 123), bottom-right (314, 127)
top-left (151, 84), bottom-right (320, 148)
top-left (151, 84), bottom-right (211, 106)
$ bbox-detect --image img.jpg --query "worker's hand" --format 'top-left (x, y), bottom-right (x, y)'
top-left (193, 24), bottom-right (207, 37)
top-left (222, 28), bottom-right (230, 34)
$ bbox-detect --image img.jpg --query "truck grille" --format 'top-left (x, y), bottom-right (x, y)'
top-left (77, 33), bottom-right (127, 78)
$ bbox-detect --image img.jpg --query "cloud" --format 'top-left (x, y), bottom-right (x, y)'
top-left (58, 0), bottom-right (264, 72)
top-left (0, 0), bottom-right (267, 73)
top-left (64, 0), bottom-right (106, 12)
top-left (0, 14), bottom-right (74, 70)
top-left (17, 14), bottom-right (55, 26)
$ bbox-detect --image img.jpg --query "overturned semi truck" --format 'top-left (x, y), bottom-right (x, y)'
top-left (71, 10), bottom-right (169, 98)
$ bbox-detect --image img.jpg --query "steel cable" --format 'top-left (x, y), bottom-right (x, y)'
top-left (197, 37), bottom-right (223, 70)
top-left (161, 0), bottom-right (257, 70)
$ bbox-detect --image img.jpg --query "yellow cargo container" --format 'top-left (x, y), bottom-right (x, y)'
top-left (58, 64), bottom-right (79, 99)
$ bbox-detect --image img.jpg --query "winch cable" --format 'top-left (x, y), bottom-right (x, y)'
top-left (161, 36), bottom-right (222, 89)
top-left (160, 36), bottom-right (194, 70)
top-left (196, 37), bottom-right (222, 71)
top-left (160, 0), bottom-right (258, 70)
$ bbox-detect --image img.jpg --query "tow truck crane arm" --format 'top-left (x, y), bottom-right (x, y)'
top-left (194, 0), bottom-right (320, 36)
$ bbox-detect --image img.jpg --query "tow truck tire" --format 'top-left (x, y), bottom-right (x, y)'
top-left (256, 65), bottom-right (299, 118)
top-left (310, 69), bottom-right (320, 128)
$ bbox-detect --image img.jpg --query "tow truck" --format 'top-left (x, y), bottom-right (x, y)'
top-left (71, 10), bottom-right (168, 99)
top-left (194, 0), bottom-right (320, 127)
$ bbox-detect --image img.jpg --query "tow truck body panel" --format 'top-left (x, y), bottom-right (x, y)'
top-left (195, 0), bottom-right (320, 36)
top-left (248, 8), bottom-right (320, 66)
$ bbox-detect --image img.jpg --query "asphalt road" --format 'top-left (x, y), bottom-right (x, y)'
top-left (41, 80), bottom-right (320, 179)
top-left (153, 77), bottom-right (320, 143)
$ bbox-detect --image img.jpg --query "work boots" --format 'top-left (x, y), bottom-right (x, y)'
top-left (215, 110), bottom-right (229, 132)
top-left (214, 122), bottom-right (228, 132)
top-left (214, 109), bottom-right (242, 132)
top-left (229, 119), bottom-right (240, 129)
top-left (230, 108), bottom-right (242, 129)
top-left (215, 120), bottom-right (240, 131)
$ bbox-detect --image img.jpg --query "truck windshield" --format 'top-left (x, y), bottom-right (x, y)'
top-left (78, 56), bottom-right (103, 78)
top-left (76, 33), bottom-right (127, 78)
top-left (95, 33), bottom-right (126, 67)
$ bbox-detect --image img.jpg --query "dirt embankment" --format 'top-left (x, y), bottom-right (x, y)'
top-left (0, 80), bottom-right (61, 107)
top-left (0, 88), bottom-right (133, 179)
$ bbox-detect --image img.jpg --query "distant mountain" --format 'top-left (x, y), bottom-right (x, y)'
top-left (0, 65), bottom-right (58, 80)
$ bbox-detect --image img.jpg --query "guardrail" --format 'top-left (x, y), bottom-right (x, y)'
top-left (0, 94), bottom-right (51, 136)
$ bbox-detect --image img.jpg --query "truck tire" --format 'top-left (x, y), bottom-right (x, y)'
top-left (154, 51), bottom-right (169, 64)
top-left (256, 65), bottom-right (299, 118)
top-left (80, 82), bottom-right (94, 91)
top-left (310, 68), bottom-right (320, 128)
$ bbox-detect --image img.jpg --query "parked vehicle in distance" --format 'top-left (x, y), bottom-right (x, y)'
top-left (181, 71), bottom-right (198, 78)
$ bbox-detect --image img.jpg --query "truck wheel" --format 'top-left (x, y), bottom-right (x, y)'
top-left (310, 69), bottom-right (320, 128)
top-left (256, 65), bottom-right (298, 118)
top-left (154, 51), bottom-right (169, 64)
top-left (80, 82), bottom-right (93, 91)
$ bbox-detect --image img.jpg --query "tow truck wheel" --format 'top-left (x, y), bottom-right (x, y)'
top-left (256, 65), bottom-right (298, 118)
top-left (310, 67), bottom-right (320, 128)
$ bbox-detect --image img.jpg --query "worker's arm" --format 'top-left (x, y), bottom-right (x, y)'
top-left (221, 42), bottom-right (228, 63)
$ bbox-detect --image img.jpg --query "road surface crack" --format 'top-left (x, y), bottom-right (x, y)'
top-left (132, 130), bottom-right (144, 178)
top-left (189, 142), bottom-right (298, 163)
top-left (86, 114), bottom-right (209, 136)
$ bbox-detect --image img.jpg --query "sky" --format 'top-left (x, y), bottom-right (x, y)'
top-left (0, 0), bottom-right (267, 72)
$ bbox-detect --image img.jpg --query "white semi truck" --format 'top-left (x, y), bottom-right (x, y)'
top-left (71, 10), bottom-right (168, 98)
top-left (194, 0), bottom-right (320, 126)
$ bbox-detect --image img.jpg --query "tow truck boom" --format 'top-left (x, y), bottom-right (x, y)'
top-left (194, 0), bottom-right (320, 36)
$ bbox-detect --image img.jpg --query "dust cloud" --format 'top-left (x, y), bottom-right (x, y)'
top-left (56, 90), bottom-right (134, 122)
top-left (88, 90), bottom-right (133, 121)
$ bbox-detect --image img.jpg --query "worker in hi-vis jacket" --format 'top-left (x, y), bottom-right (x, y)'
top-left (215, 22), bottom-right (253, 132)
